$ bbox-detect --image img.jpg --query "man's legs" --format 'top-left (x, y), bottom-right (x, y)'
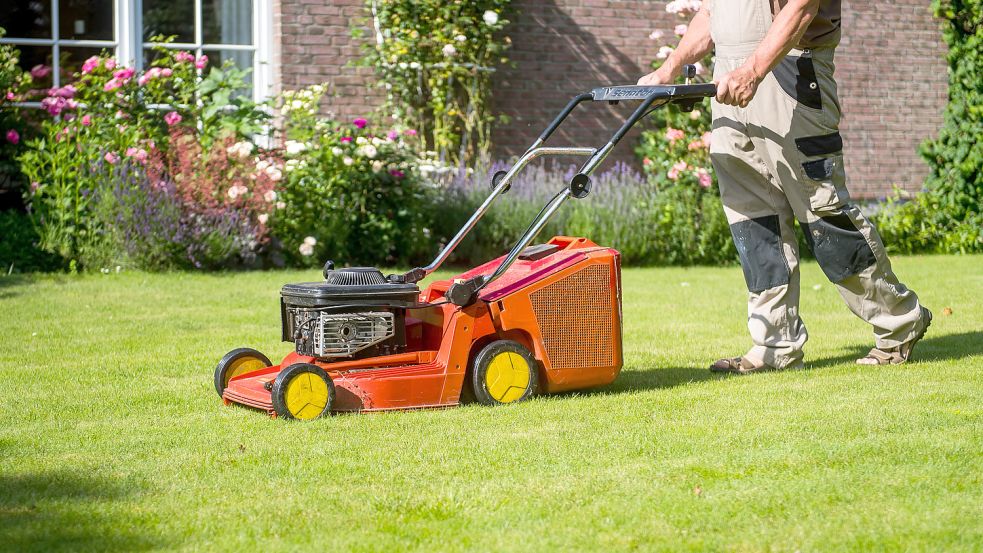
top-left (710, 81), bottom-right (808, 371)
top-left (749, 47), bottom-right (929, 363)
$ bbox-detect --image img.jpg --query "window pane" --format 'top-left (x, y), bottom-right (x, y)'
top-left (202, 49), bottom-right (253, 96)
top-left (59, 0), bottom-right (114, 41)
top-left (202, 0), bottom-right (252, 45)
top-left (143, 0), bottom-right (194, 43)
top-left (1, 0), bottom-right (53, 39)
top-left (15, 45), bottom-right (54, 89)
top-left (61, 46), bottom-right (109, 79)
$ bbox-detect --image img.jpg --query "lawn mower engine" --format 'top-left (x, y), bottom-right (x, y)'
top-left (280, 267), bottom-right (419, 360)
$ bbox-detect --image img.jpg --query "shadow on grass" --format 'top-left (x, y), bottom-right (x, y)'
top-left (578, 331), bottom-right (983, 398)
top-left (0, 274), bottom-right (33, 299)
top-left (0, 469), bottom-right (167, 552)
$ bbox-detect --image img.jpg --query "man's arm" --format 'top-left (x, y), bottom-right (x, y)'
top-left (715, 0), bottom-right (821, 107)
top-left (637, 6), bottom-right (713, 85)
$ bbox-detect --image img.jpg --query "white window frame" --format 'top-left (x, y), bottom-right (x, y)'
top-left (1, 0), bottom-right (273, 102)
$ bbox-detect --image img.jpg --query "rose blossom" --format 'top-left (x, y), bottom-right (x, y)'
top-left (665, 127), bottom-right (685, 142)
top-left (264, 190), bottom-right (277, 202)
top-left (81, 56), bottom-right (101, 74)
top-left (5, 92), bottom-right (15, 101)
top-left (125, 147), bottom-right (148, 163)
top-left (164, 111), bottom-right (182, 126)
top-left (695, 168), bottom-right (713, 188)
top-left (649, 30), bottom-right (665, 41)
top-left (258, 214), bottom-right (269, 225)
top-left (195, 55), bottom-right (208, 69)
top-left (353, 118), bottom-right (368, 129)
top-left (674, 24), bottom-right (688, 36)
top-left (701, 131), bottom-right (712, 148)
top-left (104, 152), bottom-right (120, 164)
top-left (5, 129), bottom-right (19, 144)
top-left (687, 140), bottom-right (704, 151)
top-left (30, 65), bottom-right (51, 79)
top-left (103, 78), bottom-right (122, 92)
top-left (81, 115), bottom-right (92, 126)
top-left (404, 129), bottom-right (417, 136)
top-left (113, 68), bottom-right (135, 81)
top-left (174, 51), bottom-right (195, 63)
top-left (104, 58), bottom-right (117, 71)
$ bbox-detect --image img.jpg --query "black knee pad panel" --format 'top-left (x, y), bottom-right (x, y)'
top-left (801, 208), bottom-right (877, 282)
top-left (729, 215), bottom-right (790, 293)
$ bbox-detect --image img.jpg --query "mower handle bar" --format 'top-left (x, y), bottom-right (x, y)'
top-left (394, 81), bottom-right (716, 290)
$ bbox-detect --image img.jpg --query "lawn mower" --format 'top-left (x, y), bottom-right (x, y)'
top-left (214, 70), bottom-right (716, 419)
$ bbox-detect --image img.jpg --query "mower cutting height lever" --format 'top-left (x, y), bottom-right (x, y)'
top-left (214, 70), bottom-right (715, 420)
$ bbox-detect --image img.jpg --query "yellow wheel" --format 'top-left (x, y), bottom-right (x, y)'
top-left (214, 348), bottom-right (272, 397)
top-left (469, 340), bottom-right (539, 406)
top-left (271, 363), bottom-right (334, 420)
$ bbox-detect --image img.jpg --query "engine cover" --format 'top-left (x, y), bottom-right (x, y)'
top-left (280, 267), bottom-right (419, 360)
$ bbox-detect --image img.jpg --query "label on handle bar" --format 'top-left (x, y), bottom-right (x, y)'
top-left (591, 84), bottom-right (716, 102)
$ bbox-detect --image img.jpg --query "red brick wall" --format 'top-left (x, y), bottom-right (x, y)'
top-left (275, 0), bottom-right (947, 199)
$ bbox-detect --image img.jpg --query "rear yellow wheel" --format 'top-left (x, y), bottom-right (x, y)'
top-left (470, 340), bottom-right (539, 406)
top-left (271, 363), bottom-right (334, 420)
top-left (214, 348), bottom-right (272, 397)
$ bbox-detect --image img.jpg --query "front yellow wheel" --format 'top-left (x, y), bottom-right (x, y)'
top-left (470, 340), bottom-right (539, 406)
top-left (271, 363), bottom-right (334, 420)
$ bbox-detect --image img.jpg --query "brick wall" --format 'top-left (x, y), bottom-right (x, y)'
top-left (276, 0), bottom-right (948, 199)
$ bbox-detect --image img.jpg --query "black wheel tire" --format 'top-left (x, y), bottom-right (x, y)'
top-left (271, 363), bottom-right (335, 421)
top-left (214, 348), bottom-right (273, 398)
top-left (469, 340), bottom-right (539, 406)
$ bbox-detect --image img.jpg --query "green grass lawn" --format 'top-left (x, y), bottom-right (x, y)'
top-left (0, 255), bottom-right (981, 552)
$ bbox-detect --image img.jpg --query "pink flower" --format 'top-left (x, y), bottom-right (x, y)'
top-left (104, 152), bottom-right (120, 164)
top-left (40, 96), bottom-right (69, 116)
top-left (353, 118), bottom-right (368, 129)
top-left (668, 160), bottom-right (689, 180)
top-left (340, 136), bottom-right (353, 143)
top-left (687, 140), bottom-right (704, 151)
top-left (174, 51), bottom-right (194, 63)
top-left (125, 147), bottom-right (148, 163)
top-left (164, 111), bottom-right (182, 126)
top-left (104, 58), bottom-right (117, 71)
top-left (49, 85), bottom-right (76, 98)
top-left (674, 24), bottom-right (688, 36)
top-left (387, 130), bottom-right (399, 140)
top-left (665, 127), bottom-right (685, 142)
top-left (701, 131), bottom-right (712, 148)
top-left (5, 129), bottom-right (19, 144)
top-left (30, 181), bottom-right (39, 194)
top-left (81, 114), bottom-right (92, 126)
top-left (657, 46), bottom-right (674, 60)
top-left (695, 168), bottom-right (713, 188)
top-left (389, 169), bottom-right (405, 179)
top-left (81, 56), bottom-right (101, 74)
top-left (103, 78), bottom-right (122, 92)
top-left (30, 65), bottom-right (51, 79)
top-left (195, 55), bottom-right (208, 69)
top-left (642, 157), bottom-right (652, 166)
top-left (4, 92), bottom-right (14, 101)
top-left (404, 129), bottom-right (417, 136)
top-left (649, 30), bottom-right (665, 41)
top-left (161, 68), bottom-right (172, 77)
top-left (113, 68), bottom-right (135, 81)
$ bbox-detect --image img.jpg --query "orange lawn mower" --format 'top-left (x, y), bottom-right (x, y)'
top-left (214, 71), bottom-right (716, 419)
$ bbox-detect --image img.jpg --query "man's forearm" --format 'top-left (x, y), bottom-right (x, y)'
top-left (662, 7), bottom-right (714, 78)
top-left (744, 0), bottom-right (820, 79)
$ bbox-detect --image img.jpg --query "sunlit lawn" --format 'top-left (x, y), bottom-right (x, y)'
top-left (0, 255), bottom-right (980, 551)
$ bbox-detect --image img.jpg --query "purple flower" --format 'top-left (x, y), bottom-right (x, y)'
top-left (353, 118), bottom-right (368, 129)
top-left (5, 129), bottom-right (19, 144)
top-left (389, 169), bottom-right (405, 179)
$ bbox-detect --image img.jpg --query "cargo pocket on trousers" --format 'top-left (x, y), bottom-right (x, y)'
top-left (773, 54), bottom-right (823, 111)
top-left (795, 133), bottom-right (848, 211)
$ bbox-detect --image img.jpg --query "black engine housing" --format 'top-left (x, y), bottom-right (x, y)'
top-left (280, 267), bottom-right (419, 360)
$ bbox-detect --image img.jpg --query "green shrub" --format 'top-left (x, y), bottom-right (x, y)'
top-left (356, 0), bottom-right (513, 165)
top-left (0, 210), bottom-right (64, 273)
top-left (875, 0), bottom-right (983, 254)
top-left (270, 85), bottom-right (433, 268)
top-left (17, 46), bottom-right (270, 269)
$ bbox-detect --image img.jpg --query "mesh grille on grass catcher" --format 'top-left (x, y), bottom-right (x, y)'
top-left (531, 264), bottom-right (615, 369)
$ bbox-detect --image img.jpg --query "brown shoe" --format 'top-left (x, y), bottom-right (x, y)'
top-left (856, 306), bottom-right (933, 365)
top-left (709, 357), bottom-right (776, 375)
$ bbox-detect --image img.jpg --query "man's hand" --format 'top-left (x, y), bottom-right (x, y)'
top-left (714, 64), bottom-right (763, 108)
top-left (637, 66), bottom-right (675, 86)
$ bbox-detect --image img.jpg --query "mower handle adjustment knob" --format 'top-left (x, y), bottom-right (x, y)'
top-left (322, 260), bottom-right (335, 279)
top-left (446, 275), bottom-right (487, 307)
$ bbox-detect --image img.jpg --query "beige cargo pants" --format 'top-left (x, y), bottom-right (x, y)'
top-left (708, 0), bottom-right (924, 368)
